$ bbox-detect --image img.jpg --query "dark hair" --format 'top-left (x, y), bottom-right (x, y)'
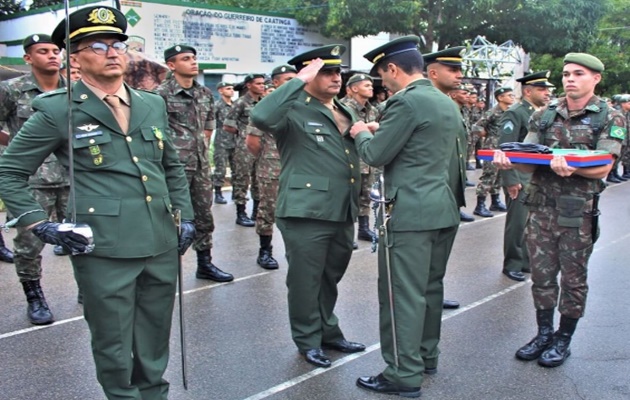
top-left (377, 51), bottom-right (424, 75)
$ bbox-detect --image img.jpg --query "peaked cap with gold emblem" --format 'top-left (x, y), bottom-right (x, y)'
top-left (516, 71), bottom-right (555, 87)
top-left (51, 6), bottom-right (128, 49)
top-left (423, 46), bottom-right (467, 68)
top-left (287, 44), bottom-right (347, 72)
top-left (363, 35), bottom-right (422, 76)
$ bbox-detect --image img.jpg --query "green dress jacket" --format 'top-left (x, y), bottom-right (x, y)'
top-left (0, 81), bottom-right (193, 258)
top-left (354, 79), bottom-right (459, 231)
top-left (250, 78), bottom-right (361, 222)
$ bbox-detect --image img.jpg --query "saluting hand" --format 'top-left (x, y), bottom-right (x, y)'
top-left (296, 58), bottom-right (324, 84)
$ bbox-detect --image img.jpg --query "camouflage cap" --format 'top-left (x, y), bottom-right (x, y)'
top-left (288, 44), bottom-right (347, 72)
top-left (23, 34), bottom-right (55, 51)
top-left (516, 71), bottom-right (555, 87)
top-left (563, 53), bottom-right (604, 73)
top-left (216, 81), bottom-right (233, 90)
top-left (346, 73), bottom-right (373, 87)
top-left (243, 73), bottom-right (265, 84)
top-left (51, 6), bottom-right (128, 49)
top-left (164, 44), bottom-right (196, 61)
top-left (363, 35), bottom-right (421, 76)
top-left (271, 64), bottom-right (297, 77)
top-left (494, 87), bottom-right (513, 97)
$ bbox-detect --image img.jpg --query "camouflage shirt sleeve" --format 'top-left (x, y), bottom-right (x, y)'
top-left (223, 97), bottom-right (243, 130)
top-left (471, 110), bottom-right (490, 135)
top-left (523, 109), bottom-right (544, 144)
top-left (0, 82), bottom-right (16, 125)
top-left (597, 108), bottom-right (625, 157)
top-left (202, 87), bottom-right (216, 131)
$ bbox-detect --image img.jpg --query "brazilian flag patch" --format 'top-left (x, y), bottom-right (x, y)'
top-left (610, 126), bottom-right (627, 140)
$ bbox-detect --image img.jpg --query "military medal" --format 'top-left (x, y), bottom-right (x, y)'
top-left (89, 145), bottom-right (100, 156)
top-left (158, 141), bottom-right (164, 150)
top-left (93, 154), bottom-right (103, 165)
top-left (152, 126), bottom-right (164, 150)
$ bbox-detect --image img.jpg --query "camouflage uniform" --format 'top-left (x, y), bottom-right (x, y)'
top-left (248, 124), bottom-right (280, 235)
top-left (523, 96), bottom-right (625, 318)
top-left (155, 77), bottom-right (216, 251)
top-left (0, 73), bottom-right (69, 282)
top-left (212, 97), bottom-right (236, 188)
top-left (340, 97), bottom-right (380, 216)
top-left (462, 106), bottom-right (475, 164)
top-left (621, 111), bottom-right (630, 171)
top-left (472, 105), bottom-right (505, 197)
top-left (224, 92), bottom-right (260, 206)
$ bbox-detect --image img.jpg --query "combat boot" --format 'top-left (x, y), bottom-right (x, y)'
top-left (257, 235), bottom-right (279, 270)
top-left (622, 165), bottom-right (630, 179)
top-left (235, 204), bottom-right (255, 227)
top-left (614, 171), bottom-right (628, 181)
top-left (251, 199), bottom-right (260, 221)
top-left (0, 232), bottom-right (14, 263)
top-left (214, 186), bottom-right (227, 204)
top-left (489, 194), bottom-right (507, 212)
top-left (515, 309), bottom-right (554, 361)
top-left (21, 280), bottom-right (54, 325)
top-left (538, 315), bottom-right (578, 368)
top-left (357, 216), bottom-right (378, 242)
top-left (473, 196), bottom-right (493, 218)
top-left (606, 172), bottom-right (621, 183)
top-left (195, 249), bottom-right (234, 282)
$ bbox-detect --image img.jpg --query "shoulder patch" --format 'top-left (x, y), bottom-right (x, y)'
top-left (39, 88), bottom-right (67, 98)
top-left (610, 126), bottom-right (626, 140)
top-left (502, 121), bottom-right (514, 133)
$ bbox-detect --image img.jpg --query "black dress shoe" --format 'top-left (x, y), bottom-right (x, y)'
top-left (607, 173), bottom-right (621, 183)
top-left (443, 299), bottom-right (460, 309)
top-left (460, 211), bottom-right (474, 222)
top-left (465, 180), bottom-right (476, 187)
top-left (503, 270), bottom-right (525, 282)
top-left (352, 241), bottom-right (358, 250)
top-left (322, 339), bottom-right (366, 353)
top-left (196, 264), bottom-right (234, 282)
top-left (299, 348), bottom-right (331, 368)
top-left (356, 374), bottom-right (421, 398)
top-left (423, 367), bottom-right (437, 375)
top-left (0, 246), bottom-right (14, 263)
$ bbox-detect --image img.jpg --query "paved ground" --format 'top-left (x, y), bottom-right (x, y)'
top-left (1, 169), bottom-right (630, 400)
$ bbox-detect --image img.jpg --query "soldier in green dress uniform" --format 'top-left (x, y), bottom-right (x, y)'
top-left (250, 45), bottom-right (366, 369)
top-left (351, 36), bottom-right (460, 399)
top-left (498, 71), bottom-right (554, 282)
top-left (0, 7), bottom-right (194, 399)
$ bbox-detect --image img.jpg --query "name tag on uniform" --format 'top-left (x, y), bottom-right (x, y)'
top-left (75, 131), bottom-right (104, 139)
top-left (307, 121), bottom-right (323, 127)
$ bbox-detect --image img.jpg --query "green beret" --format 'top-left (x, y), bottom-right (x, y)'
top-left (265, 83), bottom-right (276, 90)
top-left (619, 94), bottom-right (630, 103)
top-left (494, 87), bottom-right (513, 97)
top-left (23, 34), bottom-right (54, 51)
top-left (346, 73), bottom-right (373, 87)
top-left (363, 35), bottom-right (421, 76)
top-left (271, 64), bottom-right (297, 77)
top-left (216, 82), bottom-right (233, 90)
top-left (516, 70), bottom-right (555, 87)
top-left (51, 6), bottom-right (128, 49)
top-left (424, 46), bottom-right (466, 68)
top-left (288, 44), bottom-right (346, 72)
top-left (243, 73), bottom-right (265, 84)
top-left (164, 44), bottom-right (196, 61)
top-left (563, 53), bottom-right (604, 73)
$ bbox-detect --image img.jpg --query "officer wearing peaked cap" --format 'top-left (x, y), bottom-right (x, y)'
top-left (350, 35), bottom-right (460, 398)
top-left (498, 71), bottom-right (554, 282)
top-left (250, 44), bottom-right (366, 369)
top-left (0, 6), bottom-right (194, 399)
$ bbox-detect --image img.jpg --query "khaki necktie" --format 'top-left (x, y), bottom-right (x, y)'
top-left (104, 95), bottom-right (128, 134)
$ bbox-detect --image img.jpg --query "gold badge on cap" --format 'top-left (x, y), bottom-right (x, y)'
top-left (331, 46), bottom-right (340, 56)
top-left (281, 66), bottom-right (286, 72)
top-left (360, 74), bottom-right (365, 79)
top-left (32, 35), bottom-right (40, 42)
top-left (175, 45), bottom-right (181, 52)
top-left (459, 48), bottom-right (467, 57)
top-left (88, 8), bottom-right (116, 25)
top-left (546, 71), bottom-right (551, 78)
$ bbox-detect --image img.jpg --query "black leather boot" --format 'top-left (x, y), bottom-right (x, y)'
top-left (235, 204), bottom-right (255, 227)
top-left (214, 186), bottom-right (227, 204)
top-left (195, 250), bottom-right (234, 282)
top-left (473, 196), bottom-right (493, 217)
top-left (538, 315), bottom-right (578, 368)
top-left (476, 158), bottom-right (483, 169)
top-left (257, 235), bottom-right (279, 270)
top-left (489, 194), bottom-right (507, 211)
top-left (607, 172), bottom-right (621, 183)
top-left (21, 280), bottom-right (54, 325)
top-left (251, 199), bottom-right (260, 221)
top-left (515, 309), bottom-right (554, 361)
top-left (614, 171), bottom-right (628, 181)
top-left (357, 216), bottom-right (378, 242)
top-left (0, 232), bottom-right (14, 263)
top-left (622, 165), bottom-right (630, 179)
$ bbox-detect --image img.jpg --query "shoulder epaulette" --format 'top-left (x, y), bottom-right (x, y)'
top-left (38, 88), bottom-right (67, 98)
